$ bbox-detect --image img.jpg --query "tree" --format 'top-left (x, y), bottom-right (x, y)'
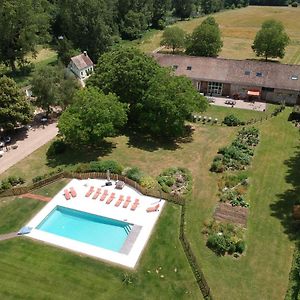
top-left (55, 0), bottom-right (115, 62)
top-left (252, 19), bottom-right (289, 61)
top-left (56, 37), bottom-right (80, 66)
top-left (0, 0), bottom-right (51, 72)
top-left (58, 88), bottom-right (127, 146)
top-left (152, 0), bottom-right (172, 29)
top-left (160, 27), bottom-right (186, 53)
top-left (0, 76), bottom-right (32, 131)
top-left (87, 46), bottom-right (160, 109)
top-left (186, 16), bottom-right (223, 57)
top-left (137, 69), bottom-right (208, 138)
top-left (31, 65), bottom-right (79, 114)
top-left (173, 0), bottom-right (194, 19)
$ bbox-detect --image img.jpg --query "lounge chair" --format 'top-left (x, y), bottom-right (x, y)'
top-left (106, 193), bottom-right (115, 204)
top-left (123, 196), bottom-right (131, 208)
top-left (130, 198), bottom-right (139, 211)
top-left (92, 188), bottom-right (101, 200)
top-left (100, 190), bottom-right (108, 201)
top-left (85, 186), bottom-right (94, 197)
top-left (64, 189), bottom-right (71, 200)
top-left (70, 187), bottom-right (77, 198)
top-left (115, 195), bottom-right (124, 207)
top-left (146, 204), bottom-right (160, 213)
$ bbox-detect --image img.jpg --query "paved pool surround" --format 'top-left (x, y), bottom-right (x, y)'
top-left (26, 179), bottom-right (165, 268)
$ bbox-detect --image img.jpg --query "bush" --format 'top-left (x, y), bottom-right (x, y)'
top-left (32, 175), bottom-right (44, 183)
top-left (235, 240), bottom-right (246, 253)
top-left (87, 160), bottom-right (124, 174)
top-left (206, 234), bottom-right (229, 256)
top-left (210, 158), bottom-right (225, 173)
top-left (7, 176), bottom-right (25, 186)
top-left (157, 167), bottom-right (192, 194)
top-left (0, 180), bottom-right (12, 191)
top-left (140, 176), bottom-right (157, 190)
top-left (123, 167), bottom-right (144, 183)
top-left (47, 140), bottom-right (67, 157)
top-left (223, 114), bottom-right (242, 126)
top-left (291, 1), bottom-right (298, 7)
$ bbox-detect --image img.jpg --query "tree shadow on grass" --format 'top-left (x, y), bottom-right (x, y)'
top-left (46, 140), bottom-right (115, 168)
top-left (124, 125), bottom-right (194, 152)
top-left (270, 147), bottom-right (300, 241)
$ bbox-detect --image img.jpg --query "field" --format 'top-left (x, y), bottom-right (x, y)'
top-left (139, 6), bottom-right (300, 64)
top-left (0, 105), bottom-right (299, 299)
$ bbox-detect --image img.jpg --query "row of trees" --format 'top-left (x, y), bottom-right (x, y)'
top-left (57, 47), bottom-right (208, 145)
top-left (0, 0), bottom-right (249, 71)
top-left (161, 17), bottom-right (290, 61)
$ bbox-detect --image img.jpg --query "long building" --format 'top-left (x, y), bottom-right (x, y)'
top-left (154, 54), bottom-right (300, 105)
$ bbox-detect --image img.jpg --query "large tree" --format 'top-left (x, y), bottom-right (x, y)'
top-left (54, 0), bottom-right (116, 62)
top-left (0, 0), bottom-right (51, 71)
top-left (252, 19), bottom-right (290, 61)
top-left (0, 76), bottom-right (32, 130)
top-left (152, 0), bottom-right (172, 29)
top-left (31, 65), bottom-right (79, 114)
top-left (173, 0), bottom-right (195, 19)
top-left (138, 69), bottom-right (208, 138)
top-left (88, 46), bottom-right (160, 108)
top-left (186, 16), bottom-right (223, 57)
top-left (160, 27), bottom-right (186, 53)
top-left (58, 88), bottom-right (127, 146)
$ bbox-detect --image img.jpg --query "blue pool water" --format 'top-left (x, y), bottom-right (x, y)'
top-left (37, 206), bottom-right (132, 252)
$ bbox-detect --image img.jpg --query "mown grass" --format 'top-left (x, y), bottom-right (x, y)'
top-left (139, 6), bottom-right (300, 64)
top-left (0, 203), bottom-right (200, 300)
top-left (0, 107), bottom-right (298, 299)
top-left (0, 197), bottom-right (45, 234)
top-left (185, 108), bottom-right (299, 300)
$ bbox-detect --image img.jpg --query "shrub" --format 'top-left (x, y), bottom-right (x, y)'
top-left (0, 180), bottom-right (12, 191)
top-left (47, 140), bottom-right (67, 157)
top-left (87, 160), bottom-right (123, 174)
top-left (140, 176), bottom-right (157, 190)
top-left (211, 158), bottom-right (225, 173)
top-left (123, 167), bottom-right (144, 183)
top-left (7, 176), bottom-right (25, 186)
top-left (206, 233), bottom-right (229, 256)
top-left (157, 167), bottom-right (192, 194)
top-left (32, 175), bottom-right (44, 183)
top-left (236, 240), bottom-right (246, 253)
top-left (291, 1), bottom-right (298, 7)
top-left (223, 114), bottom-right (241, 126)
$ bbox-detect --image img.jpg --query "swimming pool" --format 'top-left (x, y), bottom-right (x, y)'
top-left (37, 206), bottom-right (132, 252)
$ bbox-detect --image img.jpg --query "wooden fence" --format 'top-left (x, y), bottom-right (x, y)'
top-left (0, 171), bottom-right (212, 299)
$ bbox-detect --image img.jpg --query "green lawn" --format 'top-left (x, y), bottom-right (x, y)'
top-left (0, 197), bottom-right (45, 234)
top-left (0, 107), bottom-right (298, 299)
top-left (0, 204), bottom-right (200, 300)
top-left (139, 6), bottom-right (300, 64)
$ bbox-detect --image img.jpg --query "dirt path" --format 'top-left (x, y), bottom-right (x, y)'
top-left (0, 122), bottom-right (58, 174)
top-left (21, 193), bottom-right (51, 202)
top-left (0, 232), bottom-right (18, 241)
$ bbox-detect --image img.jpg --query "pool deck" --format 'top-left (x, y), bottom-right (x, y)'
top-left (25, 179), bottom-right (165, 269)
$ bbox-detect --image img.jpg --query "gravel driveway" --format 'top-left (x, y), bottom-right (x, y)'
top-left (0, 122), bottom-right (58, 174)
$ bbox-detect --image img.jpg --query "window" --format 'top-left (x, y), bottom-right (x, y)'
top-left (262, 87), bottom-right (274, 92)
top-left (291, 75), bottom-right (298, 80)
top-left (244, 70), bottom-right (250, 75)
top-left (208, 82), bottom-right (223, 96)
top-left (187, 66), bottom-right (192, 71)
top-left (172, 65), bottom-right (178, 70)
top-left (256, 72), bottom-right (263, 77)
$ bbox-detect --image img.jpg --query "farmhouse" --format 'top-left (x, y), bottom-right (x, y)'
top-left (154, 54), bottom-right (300, 104)
top-left (68, 51), bottom-right (94, 80)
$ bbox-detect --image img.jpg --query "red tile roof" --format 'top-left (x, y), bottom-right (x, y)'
top-left (71, 53), bottom-right (94, 70)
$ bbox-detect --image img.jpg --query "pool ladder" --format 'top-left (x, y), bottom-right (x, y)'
top-left (124, 225), bottom-right (132, 235)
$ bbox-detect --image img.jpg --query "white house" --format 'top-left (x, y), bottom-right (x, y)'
top-left (68, 51), bottom-right (94, 80)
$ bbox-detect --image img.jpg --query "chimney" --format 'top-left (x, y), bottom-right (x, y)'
top-left (83, 51), bottom-right (87, 56)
